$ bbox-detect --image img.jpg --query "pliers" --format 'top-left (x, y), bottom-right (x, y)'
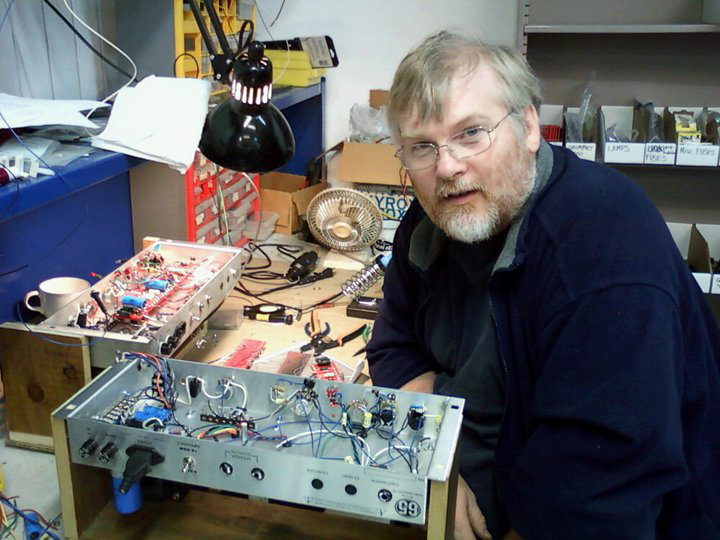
top-left (301, 310), bottom-right (331, 352)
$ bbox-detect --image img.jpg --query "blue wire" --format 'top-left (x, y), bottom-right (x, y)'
top-left (0, 0), bottom-right (15, 32)
top-left (0, 496), bottom-right (61, 540)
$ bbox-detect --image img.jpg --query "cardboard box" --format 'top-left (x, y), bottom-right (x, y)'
top-left (696, 224), bottom-right (720, 294)
top-left (600, 106), bottom-right (645, 164)
top-left (664, 107), bottom-right (720, 167)
top-left (330, 90), bottom-right (403, 186)
top-left (667, 222), bottom-right (713, 293)
top-left (640, 106), bottom-right (676, 165)
top-left (260, 172), bottom-right (327, 235)
top-left (564, 106), bottom-right (597, 161)
top-left (370, 89), bottom-right (389, 109)
top-left (335, 141), bottom-right (402, 186)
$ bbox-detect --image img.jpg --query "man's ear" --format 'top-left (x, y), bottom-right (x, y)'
top-left (523, 105), bottom-right (541, 153)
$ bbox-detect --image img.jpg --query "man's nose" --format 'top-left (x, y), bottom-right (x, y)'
top-left (435, 144), bottom-right (465, 179)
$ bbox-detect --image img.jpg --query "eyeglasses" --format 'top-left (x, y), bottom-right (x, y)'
top-left (395, 111), bottom-right (514, 171)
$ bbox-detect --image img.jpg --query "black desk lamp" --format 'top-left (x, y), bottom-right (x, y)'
top-left (185, 0), bottom-right (295, 172)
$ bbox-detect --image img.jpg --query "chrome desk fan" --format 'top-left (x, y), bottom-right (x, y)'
top-left (305, 188), bottom-right (383, 269)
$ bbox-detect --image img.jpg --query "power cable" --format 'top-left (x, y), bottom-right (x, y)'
top-left (42, 0), bottom-right (140, 84)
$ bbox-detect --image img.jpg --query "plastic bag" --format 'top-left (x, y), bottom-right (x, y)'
top-left (633, 101), bottom-right (664, 143)
top-left (348, 103), bottom-right (392, 143)
top-left (564, 75), bottom-right (597, 143)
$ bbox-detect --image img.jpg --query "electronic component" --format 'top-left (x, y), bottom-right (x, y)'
top-left (54, 353), bottom-right (465, 526)
top-left (285, 251), bottom-right (319, 281)
top-left (127, 406), bottom-right (172, 428)
top-left (222, 338), bottom-right (266, 369)
top-left (311, 356), bottom-right (344, 381)
top-left (242, 305), bottom-right (292, 324)
top-left (39, 240), bottom-right (244, 367)
top-left (121, 295), bottom-right (147, 309)
top-left (346, 296), bottom-right (382, 320)
top-left (145, 280), bottom-right (169, 291)
top-left (408, 406), bottom-right (426, 431)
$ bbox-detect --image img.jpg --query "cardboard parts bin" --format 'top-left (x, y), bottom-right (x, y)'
top-left (333, 89), bottom-right (403, 187)
top-left (335, 141), bottom-right (403, 186)
top-left (259, 172), bottom-right (326, 235)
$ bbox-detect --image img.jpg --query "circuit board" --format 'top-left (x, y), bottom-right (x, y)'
top-left (55, 354), bottom-right (464, 525)
top-left (41, 240), bottom-right (244, 367)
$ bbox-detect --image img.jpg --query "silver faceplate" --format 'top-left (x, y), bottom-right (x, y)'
top-left (55, 356), bottom-right (464, 525)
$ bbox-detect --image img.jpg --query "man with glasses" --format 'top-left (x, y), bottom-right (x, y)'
top-left (367, 31), bottom-right (720, 539)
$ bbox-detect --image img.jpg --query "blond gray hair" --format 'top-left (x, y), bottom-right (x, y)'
top-left (387, 31), bottom-right (542, 139)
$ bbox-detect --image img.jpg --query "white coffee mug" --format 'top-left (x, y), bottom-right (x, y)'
top-left (24, 277), bottom-right (91, 317)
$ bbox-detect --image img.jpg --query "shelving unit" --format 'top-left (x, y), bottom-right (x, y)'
top-left (524, 23), bottom-right (720, 33)
top-left (519, 0), bottom-right (720, 225)
top-left (114, 1), bottom-right (254, 90)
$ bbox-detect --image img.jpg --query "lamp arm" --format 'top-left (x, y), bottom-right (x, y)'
top-left (184, 0), bottom-right (234, 84)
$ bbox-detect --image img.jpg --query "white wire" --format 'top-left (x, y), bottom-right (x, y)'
top-left (142, 417), bottom-right (165, 429)
top-left (175, 376), bottom-right (196, 405)
top-left (200, 377), bottom-right (231, 400)
top-left (226, 380), bottom-right (248, 409)
top-left (213, 163), bottom-right (233, 246)
top-left (372, 445), bottom-right (412, 462)
top-left (61, 0), bottom-right (138, 118)
top-left (241, 172), bottom-right (264, 244)
top-left (252, 0), bottom-right (290, 85)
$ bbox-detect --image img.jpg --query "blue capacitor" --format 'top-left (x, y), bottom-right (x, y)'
top-left (122, 295), bottom-right (146, 309)
top-left (144, 279), bottom-right (169, 291)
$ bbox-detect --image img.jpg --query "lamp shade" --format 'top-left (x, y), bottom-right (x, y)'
top-left (198, 41), bottom-right (295, 173)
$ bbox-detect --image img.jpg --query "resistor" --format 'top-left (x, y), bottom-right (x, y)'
top-left (341, 254), bottom-right (391, 300)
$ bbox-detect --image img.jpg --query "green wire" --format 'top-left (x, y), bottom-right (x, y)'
top-left (362, 324), bottom-right (372, 343)
top-left (0, 513), bottom-right (19, 540)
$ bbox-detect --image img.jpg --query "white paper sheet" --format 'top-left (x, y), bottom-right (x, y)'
top-left (91, 76), bottom-right (212, 174)
top-left (0, 93), bottom-right (109, 129)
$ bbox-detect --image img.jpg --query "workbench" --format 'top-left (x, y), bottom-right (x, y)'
top-left (45, 254), bottom-right (459, 539)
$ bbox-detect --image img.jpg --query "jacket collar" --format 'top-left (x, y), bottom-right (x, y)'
top-left (409, 139), bottom-right (554, 272)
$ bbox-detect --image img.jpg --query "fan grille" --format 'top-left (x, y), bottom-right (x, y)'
top-left (306, 188), bottom-right (383, 252)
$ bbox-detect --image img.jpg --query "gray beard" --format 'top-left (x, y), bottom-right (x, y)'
top-left (434, 155), bottom-right (536, 243)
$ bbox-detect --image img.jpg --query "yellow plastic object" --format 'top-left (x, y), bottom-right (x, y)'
top-left (266, 50), bottom-right (314, 70)
top-left (173, 0), bottom-right (255, 81)
top-left (273, 68), bottom-right (325, 88)
top-left (675, 112), bottom-right (701, 144)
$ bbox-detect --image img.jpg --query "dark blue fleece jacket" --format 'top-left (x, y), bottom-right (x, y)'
top-left (367, 144), bottom-right (720, 539)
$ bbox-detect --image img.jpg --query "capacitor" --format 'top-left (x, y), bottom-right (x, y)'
top-left (144, 280), bottom-right (169, 291)
top-left (408, 406), bottom-right (426, 431)
top-left (122, 295), bottom-right (147, 309)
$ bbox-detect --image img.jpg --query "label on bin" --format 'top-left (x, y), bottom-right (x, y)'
top-left (566, 143), bottom-right (596, 161)
top-left (676, 144), bottom-right (720, 167)
top-left (644, 143), bottom-right (676, 165)
top-left (604, 142), bottom-right (645, 164)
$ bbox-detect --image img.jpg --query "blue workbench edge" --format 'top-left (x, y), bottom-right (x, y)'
top-left (0, 148), bottom-right (144, 223)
